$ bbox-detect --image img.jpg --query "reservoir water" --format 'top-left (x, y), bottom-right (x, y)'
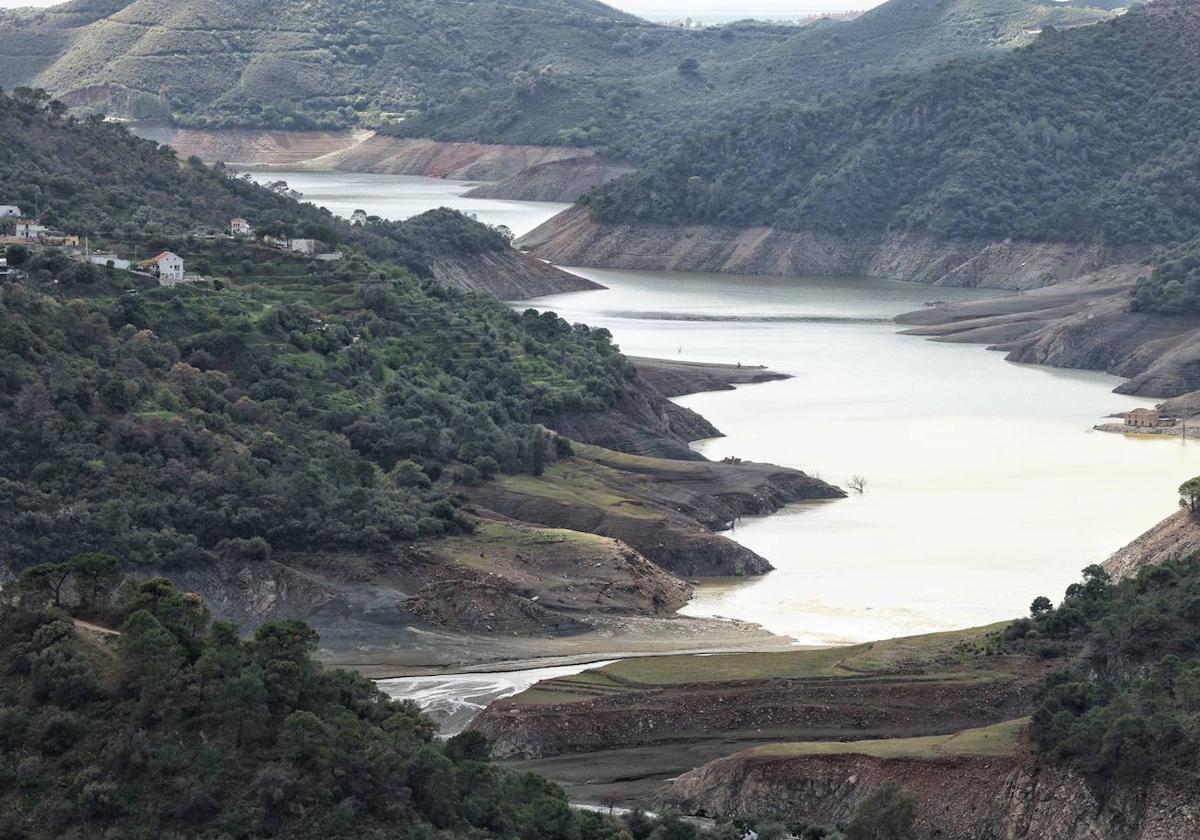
top-left (241, 170), bottom-right (569, 238)
top-left (529, 268), bottom-right (1200, 645)
top-left (252, 172), bottom-right (1200, 710)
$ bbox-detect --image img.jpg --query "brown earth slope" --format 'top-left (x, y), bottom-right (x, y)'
top-left (462, 443), bottom-right (842, 579)
top-left (659, 721), bottom-right (1200, 840)
top-left (473, 624), bottom-right (1043, 761)
top-left (517, 205), bottom-right (1144, 291)
top-left (897, 264), bottom-right (1200, 399)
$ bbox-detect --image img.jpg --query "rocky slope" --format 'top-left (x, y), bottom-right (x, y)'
top-left (897, 264), bottom-right (1200, 398)
top-left (473, 625), bottom-right (1041, 761)
top-left (463, 443), bottom-right (842, 579)
top-left (628, 357), bottom-right (790, 399)
top-left (132, 124), bottom-right (605, 187)
top-left (517, 205), bottom-right (1145, 291)
top-left (465, 157), bottom-right (634, 203)
top-left (150, 518), bottom-right (688, 648)
top-left (1104, 509), bottom-right (1200, 582)
top-left (659, 726), bottom-right (1200, 840)
top-left (428, 250), bottom-right (601, 300)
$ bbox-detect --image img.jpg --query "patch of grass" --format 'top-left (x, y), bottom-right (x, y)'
top-left (750, 717), bottom-right (1029, 760)
top-left (506, 622), bottom-right (1017, 704)
top-left (495, 464), bottom-right (660, 521)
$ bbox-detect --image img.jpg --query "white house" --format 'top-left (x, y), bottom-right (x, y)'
top-left (15, 221), bottom-right (47, 241)
top-left (0, 257), bottom-right (9, 280)
top-left (230, 217), bottom-right (252, 236)
top-left (90, 253), bottom-right (131, 271)
top-left (288, 238), bottom-right (317, 255)
top-left (149, 251), bottom-right (186, 285)
top-left (0, 205), bottom-right (21, 219)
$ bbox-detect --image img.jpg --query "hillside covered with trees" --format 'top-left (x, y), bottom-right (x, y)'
top-left (0, 0), bottom-right (1122, 159)
top-left (585, 1), bottom-right (1198, 248)
top-left (0, 89), bottom-right (631, 576)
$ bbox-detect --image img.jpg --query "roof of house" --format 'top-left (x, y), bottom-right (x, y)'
top-left (1128, 407), bottom-right (1159, 415)
top-left (150, 251), bottom-right (181, 263)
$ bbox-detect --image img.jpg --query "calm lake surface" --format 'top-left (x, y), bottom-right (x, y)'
top-left (529, 268), bottom-right (1200, 645)
top-left (260, 173), bottom-right (1200, 711)
top-left (240, 169), bottom-right (569, 237)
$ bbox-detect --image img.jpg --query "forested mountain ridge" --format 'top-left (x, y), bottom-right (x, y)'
top-left (584, 0), bottom-right (1197, 250)
top-left (0, 0), bottom-right (790, 136)
top-left (0, 0), bottom-right (1124, 159)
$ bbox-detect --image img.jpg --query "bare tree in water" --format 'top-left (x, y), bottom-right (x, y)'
top-left (848, 475), bottom-right (867, 494)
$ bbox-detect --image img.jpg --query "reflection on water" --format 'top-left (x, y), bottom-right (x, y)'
top-left (377, 661), bottom-right (615, 736)
top-left (239, 170), bottom-right (569, 237)
top-left (530, 267), bottom-right (1200, 645)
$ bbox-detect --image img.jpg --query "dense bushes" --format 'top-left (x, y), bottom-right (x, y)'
top-left (586, 3), bottom-right (1200, 248)
top-left (1134, 238), bottom-right (1200, 315)
top-left (0, 90), bottom-right (633, 573)
top-left (1, 571), bottom-right (889, 838)
top-left (0, 262), bottom-right (629, 569)
top-left (1007, 556), bottom-right (1200, 782)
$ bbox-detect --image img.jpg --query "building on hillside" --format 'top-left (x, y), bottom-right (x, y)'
top-left (148, 251), bottom-right (186, 285)
top-left (15, 221), bottom-right (47, 241)
top-left (1124, 407), bottom-right (1177, 428)
top-left (315, 252), bottom-right (343, 262)
top-left (261, 234), bottom-right (288, 249)
top-left (288, 238), bottom-right (317, 255)
top-left (0, 205), bottom-right (21, 218)
top-left (230, 217), bottom-right (253, 236)
top-left (0, 257), bottom-right (9, 280)
top-left (90, 253), bottom-right (131, 271)
top-left (44, 231), bottom-right (79, 247)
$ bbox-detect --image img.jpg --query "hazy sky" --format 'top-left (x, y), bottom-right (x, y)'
top-left (0, 0), bottom-right (886, 17)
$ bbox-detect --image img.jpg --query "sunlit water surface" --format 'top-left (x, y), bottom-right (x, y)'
top-left (529, 267), bottom-right (1200, 645)
top-left (240, 170), bottom-right (569, 237)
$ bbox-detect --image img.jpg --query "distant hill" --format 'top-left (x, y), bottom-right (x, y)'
top-left (584, 0), bottom-right (1197, 249)
top-left (0, 0), bottom-right (1125, 158)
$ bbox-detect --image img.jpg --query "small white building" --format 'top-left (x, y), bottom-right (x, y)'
top-left (288, 238), bottom-right (317, 255)
top-left (230, 218), bottom-right (252, 236)
top-left (15, 221), bottom-right (47, 241)
top-left (0, 256), bottom-right (9, 280)
top-left (149, 251), bottom-right (186, 285)
top-left (0, 205), bottom-right (21, 219)
top-left (90, 253), bottom-right (132, 271)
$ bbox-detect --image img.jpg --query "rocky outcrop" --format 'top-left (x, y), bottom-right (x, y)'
top-left (897, 265), bottom-right (1200, 399)
top-left (295, 133), bottom-right (595, 181)
top-left (464, 157), bottom-right (634, 203)
top-left (153, 519), bottom-right (690, 648)
top-left (428, 249), bottom-right (602, 300)
top-left (517, 206), bottom-right (1147, 291)
top-left (659, 743), bottom-right (1200, 840)
top-left (130, 124), bottom-right (599, 183)
top-left (475, 670), bottom-right (1038, 761)
top-left (129, 124), bottom-right (370, 166)
top-left (629, 357), bottom-right (790, 399)
top-left (1103, 509), bottom-right (1200, 582)
top-left (464, 445), bottom-right (842, 579)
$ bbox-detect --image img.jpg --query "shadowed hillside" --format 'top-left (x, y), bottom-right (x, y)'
top-left (584, 0), bottom-right (1196, 247)
top-left (0, 0), bottom-right (1124, 158)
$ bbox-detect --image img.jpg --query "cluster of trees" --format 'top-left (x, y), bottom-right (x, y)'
top-left (1134, 238), bottom-right (1200, 315)
top-left (0, 89), bottom-right (518, 282)
top-left (0, 570), bottom-right (917, 838)
top-left (1005, 554), bottom-right (1200, 782)
top-left (1, 249), bottom-right (628, 570)
top-left (0, 89), bottom-right (634, 574)
top-left (586, 3), bottom-right (1200, 247)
